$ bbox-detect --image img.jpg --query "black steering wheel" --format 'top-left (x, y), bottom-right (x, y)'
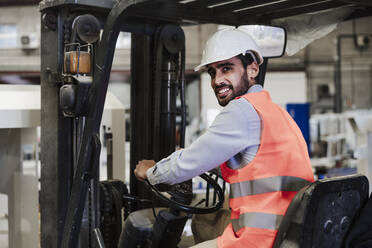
top-left (144, 173), bottom-right (224, 214)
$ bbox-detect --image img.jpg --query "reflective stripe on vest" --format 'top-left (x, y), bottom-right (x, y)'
top-left (231, 212), bottom-right (283, 232)
top-left (230, 176), bottom-right (311, 198)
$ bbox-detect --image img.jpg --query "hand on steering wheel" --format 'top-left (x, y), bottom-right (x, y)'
top-left (144, 173), bottom-right (224, 214)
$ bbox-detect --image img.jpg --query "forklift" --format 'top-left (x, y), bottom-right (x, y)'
top-left (39, 1), bottom-right (372, 248)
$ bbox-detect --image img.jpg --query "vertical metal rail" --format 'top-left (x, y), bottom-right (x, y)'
top-left (154, 25), bottom-right (192, 208)
top-left (130, 33), bottom-right (156, 204)
top-left (130, 24), bottom-right (186, 206)
top-left (158, 49), bottom-right (178, 160)
top-left (60, 1), bottom-right (151, 247)
top-left (335, 35), bottom-right (343, 113)
top-left (179, 49), bottom-right (186, 148)
top-left (40, 9), bottom-right (74, 248)
top-left (152, 25), bottom-right (180, 162)
top-left (152, 27), bottom-right (164, 163)
top-left (155, 25), bottom-right (185, 161)
top-left (335, 35), bottom-right (355, 113)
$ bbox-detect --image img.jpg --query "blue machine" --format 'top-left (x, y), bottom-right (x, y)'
top-left (286, 103), bottom-right (310, 153)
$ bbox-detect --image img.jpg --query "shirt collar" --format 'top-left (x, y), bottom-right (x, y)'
top-left (247, 84), bottom-right (263, 94)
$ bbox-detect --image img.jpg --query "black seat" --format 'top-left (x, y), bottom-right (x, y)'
top-left (118, 207), bottom-right (188, 248)
top-left (118, 208), bottom-right (156, 248)
top-left (273, 174), bottom-right (369, 248)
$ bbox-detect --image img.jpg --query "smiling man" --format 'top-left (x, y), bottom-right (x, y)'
top-left (208, 55), bottom-right (256, 106)
top-left (134, 28), bottom-right (314, 248)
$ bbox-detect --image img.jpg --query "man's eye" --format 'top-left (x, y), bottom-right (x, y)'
top-left (222, 67), bottom-right (231, 72)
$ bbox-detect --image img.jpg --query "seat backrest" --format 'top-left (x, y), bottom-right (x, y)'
top-left (273, 174), bottom-right (369, 248)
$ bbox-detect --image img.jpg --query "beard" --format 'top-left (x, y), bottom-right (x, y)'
top-left (216, 73), bottom-right (251, 106)
top-left (233, 73), bottom-right (251, 99)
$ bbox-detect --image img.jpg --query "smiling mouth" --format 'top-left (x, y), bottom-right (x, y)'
top-left (216, 86), bottom-right (231, 98)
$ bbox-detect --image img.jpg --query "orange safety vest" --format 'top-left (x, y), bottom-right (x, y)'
top-left (218, 90), bottom-right (314, 248)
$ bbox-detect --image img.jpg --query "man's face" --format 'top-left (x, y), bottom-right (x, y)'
top-left (207, 57), bottom-right (255, 106)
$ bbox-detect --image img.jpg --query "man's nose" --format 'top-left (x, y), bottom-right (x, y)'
top-left (214, 71), bottom-right (225, 86)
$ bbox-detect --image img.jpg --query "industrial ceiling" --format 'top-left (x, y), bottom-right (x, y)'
top-left (4, 0), bottom-right (371, 26)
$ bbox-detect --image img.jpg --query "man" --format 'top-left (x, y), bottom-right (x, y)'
top-left (135, 27), bottom-right (314, 248)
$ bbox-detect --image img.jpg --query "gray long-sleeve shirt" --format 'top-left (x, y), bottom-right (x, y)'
top-left (146, 84), bottom-right (263, 185)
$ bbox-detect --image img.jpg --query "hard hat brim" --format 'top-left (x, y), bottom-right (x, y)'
top-left (194, 51), bottom-right (264, 72)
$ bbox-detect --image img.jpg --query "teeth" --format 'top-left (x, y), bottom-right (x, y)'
top-left (219, 88), bottom-right (229, 94)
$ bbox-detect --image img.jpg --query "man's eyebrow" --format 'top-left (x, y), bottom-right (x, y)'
top-left (207, 62), bottom-right (234, 72)
top-left (216, 62), bottom-right (234, 69)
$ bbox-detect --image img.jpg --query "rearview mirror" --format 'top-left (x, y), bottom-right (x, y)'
top-left (237, 25), bottom-right (286, 58)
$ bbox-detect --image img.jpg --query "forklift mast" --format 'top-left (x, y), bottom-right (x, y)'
top-left (39, 1), bottom-right (371, 248)
top-left (40, 1), bottom-right (188, 247)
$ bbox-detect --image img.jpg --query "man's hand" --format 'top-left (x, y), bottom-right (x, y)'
top-left (134, 160), bottom-right (156, 181)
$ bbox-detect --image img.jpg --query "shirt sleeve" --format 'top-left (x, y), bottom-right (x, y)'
top-left (147, 98), bottom-right (261, 185)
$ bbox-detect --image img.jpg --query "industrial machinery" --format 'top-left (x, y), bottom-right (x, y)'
top-left (38, 1), bottom-right (372, 248)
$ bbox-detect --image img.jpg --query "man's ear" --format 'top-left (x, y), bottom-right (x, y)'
top-left (246, 62), bottom-right (259, 79)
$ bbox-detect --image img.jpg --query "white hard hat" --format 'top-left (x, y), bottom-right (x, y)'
top-left (194, 28), bottom-right (263, 71)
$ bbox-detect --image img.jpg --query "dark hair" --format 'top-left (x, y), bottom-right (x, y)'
top-left (237, 53), bottom-right (255, 68)
top-left (237, 53), bottom-right (260, 84)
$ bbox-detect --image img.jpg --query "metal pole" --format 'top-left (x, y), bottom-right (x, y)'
top-left (40, 10), bottom-right (73, 248)
top-left (130, 33), bottom-right (155, 205)
top-left (335, 35), bottom-right (355, 113)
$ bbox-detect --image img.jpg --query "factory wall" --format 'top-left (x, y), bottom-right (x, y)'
top-left (1, 6), bottom-right (372, 114)
top-left (271, 15), bottom-right (372, 111)
top-left (0, 6), bottom-right (40, 72)
top-left (0, 5), bottom-right (214, 72)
